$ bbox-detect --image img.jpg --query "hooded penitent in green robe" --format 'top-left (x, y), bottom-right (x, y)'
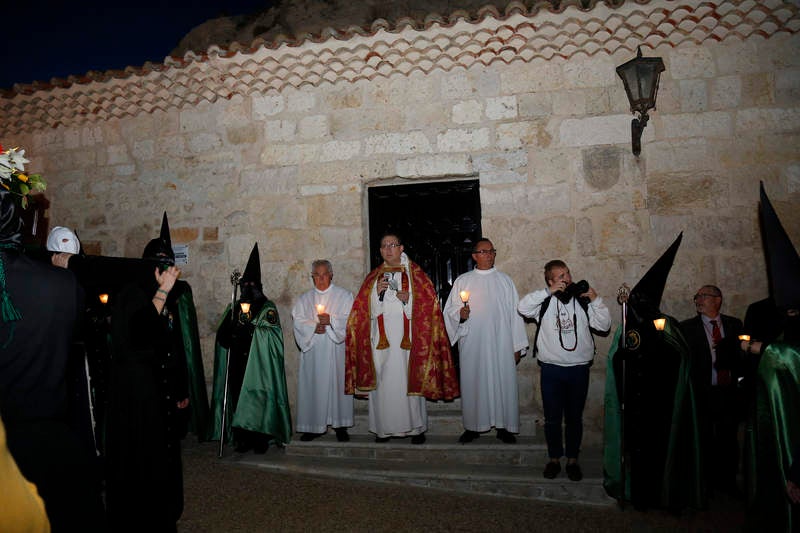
top-left (745, 341), bottom-right (799, 532)
top-left (603, 317), bottom-right (705, 510)
top-left (208, 302), bottom-right (292, 445)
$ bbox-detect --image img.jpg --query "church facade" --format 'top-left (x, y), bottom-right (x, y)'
top-left (2, 0), bottom-right (798, 443)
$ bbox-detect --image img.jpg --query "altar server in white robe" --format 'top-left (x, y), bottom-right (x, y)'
top-left (444, 238), bottom-right (529, 444)
top-left (292, 259), bottom-right (355, 442)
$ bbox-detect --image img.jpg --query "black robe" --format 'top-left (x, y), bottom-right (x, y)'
top-left (105, 279), bottom-right (189, 532)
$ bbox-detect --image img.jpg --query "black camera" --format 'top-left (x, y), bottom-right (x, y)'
top-left (555, 279), bottom-right (590, 304)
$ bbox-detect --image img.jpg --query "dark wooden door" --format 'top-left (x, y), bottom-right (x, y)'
top-left (367, 179), bottom-right (481, 306)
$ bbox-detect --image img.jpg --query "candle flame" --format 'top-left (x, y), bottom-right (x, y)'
top-left (99, 293), bottom-right (109, 305)
top-left (459, 290), bottom-right (470, 303)
top-left (653, 318), bottom-right (666, 331)
top-left (738, 334), bottom-right (750, 341)
top-left (316, 304), bottom-right (325, 314)
top-left (240, 302), bottom-right (251, 314)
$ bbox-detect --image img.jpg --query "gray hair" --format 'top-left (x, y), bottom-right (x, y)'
top-left (311, 259), bottom-right (333, 274)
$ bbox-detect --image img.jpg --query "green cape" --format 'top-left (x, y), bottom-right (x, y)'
top-left (174, 282), bottom-right (210, 441)
top-left (208, 302), bottom-right (292, 445)
top-left (603, 317), bottom-right (705, 510)
top-left (745, 341), bottom-right (799, 532)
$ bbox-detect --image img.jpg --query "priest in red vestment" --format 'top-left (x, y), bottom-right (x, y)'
top-left (345, 233), bottom-right (459, 443)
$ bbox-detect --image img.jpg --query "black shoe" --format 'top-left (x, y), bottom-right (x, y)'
top-left (459, 430), bottom-right (480, 444)
top-left (234, 442), bottom-right (252, 453)
top-left (375, 436), bottom-right (390, 443)
top-left (334, 428), bottom-right (350, 442)
top-left (565, 462), bottom-right (583, 481)
top-left (300, 432), bottom-right (323, 442)
top-left (411, 433), bottom-right (426, 445)
top-left (543, 461), bottom-right (561, 479)
top-left (496, 428), bottom-right (517, 444)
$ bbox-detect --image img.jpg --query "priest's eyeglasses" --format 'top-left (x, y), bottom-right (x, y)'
top-left (473, 249), bottom-right (497, 255)
top-left (693, 293), bottom-right (720, 301)
top-left (380, 243), bottom-right (402, 249)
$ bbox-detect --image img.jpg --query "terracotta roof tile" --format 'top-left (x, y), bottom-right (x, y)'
top-left (1, 0), bottom-right (798, 134)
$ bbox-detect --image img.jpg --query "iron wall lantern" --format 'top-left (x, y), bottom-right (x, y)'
top-left (616, 46), bottom-right (665, 156)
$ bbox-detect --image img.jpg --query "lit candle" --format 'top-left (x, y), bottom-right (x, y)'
top-left (738, 334), bottom-right (750, 341)
top-left (99, 293), bottom-right (109, 305)
top-left (653, 318), bottom-right (666, 331)
top-left (316, 304), bottom-right (325, 314)
top-left (459, 290), bottom-right (470, 305)
top-left (240, 302), bottom-right (251, 314)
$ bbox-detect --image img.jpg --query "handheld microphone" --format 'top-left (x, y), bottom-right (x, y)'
top-left (379, 272), bottom-right (391, 301)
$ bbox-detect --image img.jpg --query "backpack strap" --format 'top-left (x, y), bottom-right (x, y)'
top-left (532, 295), bottom-right (594, 357)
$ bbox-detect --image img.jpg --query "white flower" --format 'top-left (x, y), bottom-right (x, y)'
top-left (6, 148), bottom-right (29, 172)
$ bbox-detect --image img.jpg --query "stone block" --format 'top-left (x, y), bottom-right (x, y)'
top-left (596, 212), bottom-right (647, 256)
top-left (396, 154), bottom-right (472, 178)
top-left (787, 164), bottom-right (800, 193)
top-left (715, 39), bottom-right (764, 76)
top-left (485, 96), bottom-right (517, 120)
top-left (158, 136), bottom-right (187, 158)
top-left (558, 114), bottom-right (631, 147)
top-left (440, 66), bottom-right (500, 100)
top-left (437, 128), bottom-right (491, 152)
top-left (482, 183), bottom-right (570, 217)
top-left (252, 93), bottom-right (285, 119)
top-left (265, 119), bottom-right (296, 142)
top-left (576, 216), bottom-right (596, 257)
top-left (562, 56), bottom-right (616, 89)
top-left (203, 227), bottom-right (219, 241)
top-left (172, 227), bottom-right (199, 243)
top-left (736, 108), bottom-right (800, 134)
top-left (241, 166), bottom-right (298, 195)
top-left (323, 87), bottom-right (362, 110)
top-left (660, 111), bottom-right (733, 139)
top-left (300, 184), bottom-right (338, 196)
top-left (552, 90), bottom-right (587, 117)
top-left (306, 193), bottom-right (361, 227)
top-left (107, 144), bottom-right (132, 165)
top-left (644, 138), bottom-right (712, 174)
top-left (179, 105), bottom-right (220, 134)
top-left (776, 68), bottom-right (800, 105)
top-left (319, 140), bottom-right (361, 162)
top-left (298, 115), bottom-right (330, 140)
top-left (497, 120), bottom-right (551, 150)
top-left (679, 79), bottom-right (708, 112)
top-left (63, 129), bottom-right (80, 150)
top-left (669, 46), bottom-right (716, 79)
top-left (646, 172), bottom-right (727, 213)
top-left (529, 148), bottom-right (579, 185)
top-left (133, 140), bottom-right (155, 161)
top-left (364, 131), bottom-right (432, 155)
top-left (518, 92), bottom-right (552, 118)
top-left (741, 73), bottom-right (775, 107)
top-left (113, 164), bottom-right (136, 176)
top-left (473, 150), bottom-right (526, 185)
top-left (227, 125), bottom-right (259, 145)
top-left (452, 100), bottom-right (483, 124)
top-left (710, 76), bottom-right (742, 110)
top-left (501, 60), bottom-right (564, 93)
top-left (260, 143), bottom-right (320, 166)
top-left (81, 126), bottom-right (104, 146)
top-left (187, 133), bottom-right (223, 154)
top-left (286, 89), bottom-right (316, 112)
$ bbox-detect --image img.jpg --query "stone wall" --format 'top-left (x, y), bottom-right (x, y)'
top-left (2, 0), bottom-right (799, 443)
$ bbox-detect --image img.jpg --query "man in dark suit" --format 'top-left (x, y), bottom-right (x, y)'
top-left (680, 285), bottom-right (744, 498)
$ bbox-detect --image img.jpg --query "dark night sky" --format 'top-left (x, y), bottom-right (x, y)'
top-left (1, 1), bottom-right (273, 90)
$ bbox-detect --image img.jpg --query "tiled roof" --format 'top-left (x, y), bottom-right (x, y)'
top-left (1, 0), bottom-right (798, 134)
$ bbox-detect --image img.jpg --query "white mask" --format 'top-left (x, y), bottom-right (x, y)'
top-left (46, 226), bottom-right (81, 254)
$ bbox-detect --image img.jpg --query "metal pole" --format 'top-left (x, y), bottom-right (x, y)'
top-left (217, 269), bottom-right (241, 458)
top-left (617, 284), bottom-right (630, 508)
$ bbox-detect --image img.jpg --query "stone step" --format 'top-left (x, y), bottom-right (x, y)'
top-left (347, 405), bottom-right (540, 436)
top-left (228, 434), bottom-right (614, 507)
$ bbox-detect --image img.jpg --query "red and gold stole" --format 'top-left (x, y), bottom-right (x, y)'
top-left (375, 265), bottom-right (410, 350)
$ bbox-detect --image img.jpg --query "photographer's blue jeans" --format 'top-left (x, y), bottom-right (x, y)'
top-left (540, 361), bottom-right (591, 459)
